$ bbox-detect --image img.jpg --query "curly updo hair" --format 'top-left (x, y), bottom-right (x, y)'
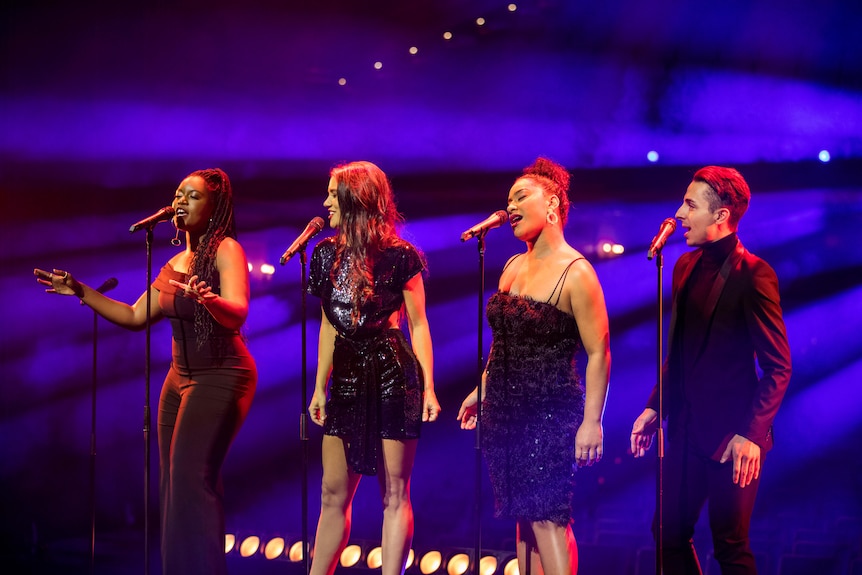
top-left (521, 157), bottom-right (572, 226)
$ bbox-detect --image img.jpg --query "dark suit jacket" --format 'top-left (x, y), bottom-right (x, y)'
top-left (647, 237), bottom-right (792, 460)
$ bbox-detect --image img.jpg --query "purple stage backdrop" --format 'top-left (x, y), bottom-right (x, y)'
top-left (2, 1), bottom-right (861, 573)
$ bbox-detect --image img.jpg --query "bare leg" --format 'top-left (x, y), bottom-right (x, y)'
top-left (518, 520), bottom-right (578, 575)
top-left (377, 438), bottom-right (418, 575)
top-left (516, 520), bottom-right (544, 575)
top-left (310, 436), bottom-right (362, 575)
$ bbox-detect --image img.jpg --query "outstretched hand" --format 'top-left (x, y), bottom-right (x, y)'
top-left (34, 268), bottom-right (83, 298)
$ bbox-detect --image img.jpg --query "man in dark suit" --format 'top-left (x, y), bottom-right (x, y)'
top-left (630, 166), bottom-right (792, 574)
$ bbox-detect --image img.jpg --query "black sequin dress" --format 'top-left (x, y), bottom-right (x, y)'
top-left (482, 282), bottom-right (585, 526)
top-left (308, 236), bottom-right (425, 476)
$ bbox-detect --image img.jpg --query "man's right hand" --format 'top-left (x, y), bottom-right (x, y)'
top-left (630, 408), bottom-right (659, 458)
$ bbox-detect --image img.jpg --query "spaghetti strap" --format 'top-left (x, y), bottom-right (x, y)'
top-left (546, 257), bottom-right (585, 306)
top-left (501, 253), bottom-right (524, 274)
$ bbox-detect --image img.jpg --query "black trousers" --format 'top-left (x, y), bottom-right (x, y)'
top-left (654, 437), bottom-right (762, 575)
top-left (158, 361), bottom-right (256, 575)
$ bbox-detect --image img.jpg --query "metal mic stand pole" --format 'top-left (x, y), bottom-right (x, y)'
top-left (142, 227), bottom-right (155, 575)
top-left (299, 247), bottom-right (311, 575)
top-left (654, 251), bottom-right (666, 575)
top-left (89, 307), bottom-right (98, 575)
top-left (473, 231), bottom-right (488, 575)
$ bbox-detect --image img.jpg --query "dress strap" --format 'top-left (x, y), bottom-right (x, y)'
top-left (546, 258), bottom-right (585, 306)
top-left (501, 253), bottom-right (524, 273)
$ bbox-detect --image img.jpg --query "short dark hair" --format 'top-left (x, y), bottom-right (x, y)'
top-left (692, 166), bottom-right (751, 229)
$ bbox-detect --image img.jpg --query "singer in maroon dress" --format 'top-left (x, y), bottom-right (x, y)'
top-left (630, 166), bottom-right (791, 575)
top-left (459, 157), bottom-right (611, 575)
top-left (35, 168), bottom-right (256, 575)
top-left (306, 161), bottom-right (441, 575)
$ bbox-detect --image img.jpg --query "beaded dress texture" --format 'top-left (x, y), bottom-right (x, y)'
top-left (308, 236), bottom-right (425, 475)
top-left (482, 258), bottom-right (585, 526)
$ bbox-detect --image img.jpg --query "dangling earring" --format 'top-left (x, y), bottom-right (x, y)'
top-left (546, 210), bottom-right (559, 225)
top-left (170, 228), bottom-right (182, 247)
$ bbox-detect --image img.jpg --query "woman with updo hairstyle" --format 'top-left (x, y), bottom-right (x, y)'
top-left (307, 161), bottom-right (441, 575)
top-left (34, 168), bottom-right (257, 575)
top-left (458, 157), bottom-right (611, 574)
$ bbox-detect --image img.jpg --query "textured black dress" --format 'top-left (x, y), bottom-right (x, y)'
top-left (308, 236), bottom-right (425, 476)
top-left (482, 270), bottom-right (585, 526)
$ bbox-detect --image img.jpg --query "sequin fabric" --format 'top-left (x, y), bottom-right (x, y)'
top-left (483, 292), bottom-right (585, 526)
top-left (308, 237), bottom-right (425, 475)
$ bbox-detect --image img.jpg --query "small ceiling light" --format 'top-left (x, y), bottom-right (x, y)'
top-left (260, 263), bottom-right (275, 276)
top-left (508, 4), bottom-right (517, 12)
top-left (476, 17), bottom-right (486, 26)
top-left (819, 150), bottom-right (831, 162)
top-left (647, 150), bottom-right (659, 162)
top-left (443, 31), bottom-right (453, 40)
top-left (338, 77), bottom-right (347, 86)
top-left (409, 46), bottom-right (419, 55)
top-left (374, 61), bottom-right (383, 70)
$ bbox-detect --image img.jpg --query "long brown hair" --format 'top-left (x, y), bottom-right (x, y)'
top-left (330, 161), bottom-right (403, 326)
top-left (186, 168), bottom-right (237, 349)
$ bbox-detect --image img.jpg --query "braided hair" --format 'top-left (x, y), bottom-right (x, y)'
top-left (185, 168), bottom-right (237, 351)
top-left (522, 157), bottom-right (572, 226)
top-left (329, 161), bottom-right (404, 327)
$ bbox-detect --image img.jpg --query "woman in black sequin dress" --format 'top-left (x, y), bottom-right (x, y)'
top-left (35, 169), bottom-right (257, 575)
top-left (307, 161), bottom-right (441, 575)
top-left (458, 158), bottom-right (611, 575)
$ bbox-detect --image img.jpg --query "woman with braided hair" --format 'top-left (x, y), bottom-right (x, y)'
top-left (458, 157), bottom-right (611, 575)
top-left (307, 160), bottom-right (441, 575)
top-left (34, 168), bottom-right (256, 575)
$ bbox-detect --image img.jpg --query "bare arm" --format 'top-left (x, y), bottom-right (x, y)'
top-left (402, 272), bottom-right (441, 422)
top-left (169, 238), bottom-right (250, 330)
top-left (569, 260), bottom-right (611, 465)
top-left (34, 267), bottom-right (161, 330)
top-left (308, 307), bottom-right (337, 426)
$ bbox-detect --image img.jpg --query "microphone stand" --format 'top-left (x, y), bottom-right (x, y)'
top-left (472, 231), bottom-right (489, 575)
top-left (89, 305), bottom-right (99, 575)
top-left (142, 227), bottom-right (156, 575)
top-left (653, 251), bottom-right (666, 575)
top-left (298, 247), bottom-right (311, 575)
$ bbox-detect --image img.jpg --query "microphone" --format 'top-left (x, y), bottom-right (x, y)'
top-left (96, 277), bottom-right (119, 294)
top-left (82, 277), bottom-right (118, 305)
top-left (129, 207), bottom-right (175, 233)
top-left (280, 217), bottom-right (326, 264)
top-left (460, 210), bottom-right (509, 242)
top-left (647, 217), bottom-right (677, 260)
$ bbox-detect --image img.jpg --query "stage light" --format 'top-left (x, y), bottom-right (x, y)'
top-left (443, 31), bottom-right (453, 40)
top-left (374, 61), bottom-right (383, 70)
top-left (819, 150), bottom-right (831, 162)
top-left (647, 150), bottom-right (659, 162)
top-left (409, 46), bottom-right (419, 55)
top-left (508, 4), bottom-right (518, 12)
top-left (264, 536), bottom-right (285, 560)
top-left (420, 550), bottom-right (443, 574)
top-left (260, 263), bottom-right (275, 276)
top-left (247, 262), bottom-right (254, 272)
top-left (405, 548), bottom-right (416, 570)
top-left (225, 533), bottom-right (236, 554)
top-left (367, 545), bottom-right (383, 569)
top-left (288, 540), bottom-right (308, 562)
top-left (476, 18), bottom-right (486, 26)
top-left (341, 544), bottom-right (363, 567)
top-left (338, 78), bottom-right (347, 86)
top-left (447, 552), bottom-right (470, 575)
top-left (502, 556), bottom-right (519, 575)
top-left (239, 535), bottom-right (261, 557)
top-left (479, 555), bottom-right (498, 575)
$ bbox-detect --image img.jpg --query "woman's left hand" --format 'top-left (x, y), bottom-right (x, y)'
top-left (422, 388), bottom-right (442, 422)
top-left (169, 275), bottom-right (216, 304)
top-left (575, 420), bottom-right (604, 467)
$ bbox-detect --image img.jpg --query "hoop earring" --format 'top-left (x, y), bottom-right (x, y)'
top-left (546, 211), bottom-right (559, 225)
top-left (170, 228), bottom-right (182, 247)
